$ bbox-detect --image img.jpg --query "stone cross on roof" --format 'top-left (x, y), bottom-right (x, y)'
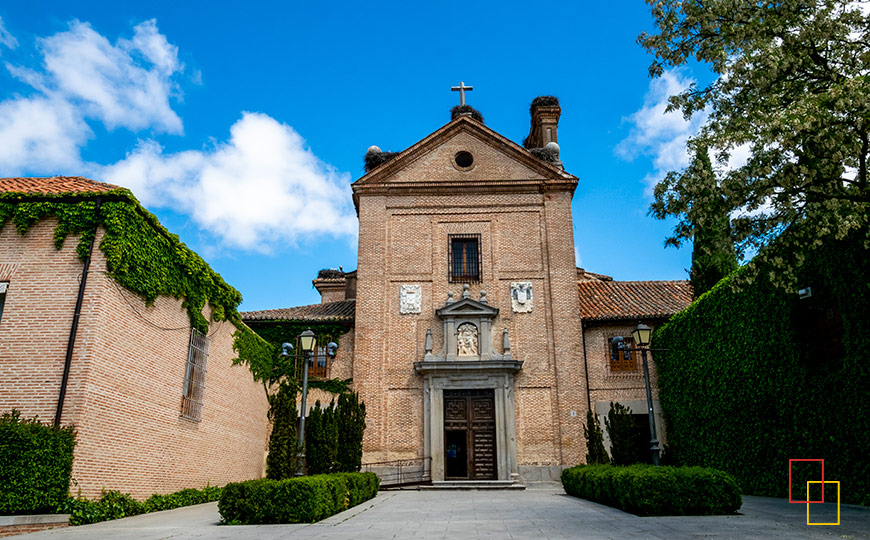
top-left (451, 81), bottom-right (473, 106)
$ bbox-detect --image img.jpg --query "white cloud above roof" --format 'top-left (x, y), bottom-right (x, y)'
top-left (0, 18), bottom-right (357, 251)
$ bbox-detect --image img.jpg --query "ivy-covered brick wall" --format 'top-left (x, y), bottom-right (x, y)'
top-left (652, 239), bottom-right (869, 505)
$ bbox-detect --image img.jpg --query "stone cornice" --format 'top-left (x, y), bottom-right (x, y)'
top-left (413, 359), bottom-right (524, 375)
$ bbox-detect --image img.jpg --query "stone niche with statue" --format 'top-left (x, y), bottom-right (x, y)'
top-left (421, 284), bottom-right (514, 362)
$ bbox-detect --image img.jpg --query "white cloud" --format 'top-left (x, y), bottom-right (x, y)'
top-left (0, 96), bottom-right (89, 171)
top-left (0, 17), bottom-right (17, 51)
top-left (38, 19), bottom-right (183, 133)
top-left (100, 113), bottom-right (357, 251)
top-left (0, 19), bottom-right (357, 251)
top-left (616, 70), bottom-right (709, 195)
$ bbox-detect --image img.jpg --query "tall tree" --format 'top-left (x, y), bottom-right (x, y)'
top-left (640, 0), bottom-right (870, 288)
top-left (335, 391), bottom-right (366, 472)
top-left (653, 144), bottom-right (738, 297)
top-left (265, 381), bottom-right (298, 480)
top-left (584, 409), bottom-right (610, 465)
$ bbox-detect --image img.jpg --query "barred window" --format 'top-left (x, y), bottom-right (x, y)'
top-left (181, 328), bottom-right (209, 421)
top-left (449, 234), bottom-right (481, 283)
top-left (609, 336), bottom-right (637, 373)
top-left (309, 345), bottom-right (329, 378)
top-left (0, 282), bottom-right (8, 324)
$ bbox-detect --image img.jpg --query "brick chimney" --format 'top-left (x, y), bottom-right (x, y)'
top-left (524, 96), bottom-right (561, 149)
top-left (313, 269), bottom-right (347, 304)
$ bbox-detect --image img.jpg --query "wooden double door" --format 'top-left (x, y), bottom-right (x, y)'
top-left (443, 389), bottom-right (496, 480)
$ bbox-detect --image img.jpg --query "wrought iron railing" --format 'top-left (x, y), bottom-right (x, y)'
top-left (362, 457), bottom-right (432, 489)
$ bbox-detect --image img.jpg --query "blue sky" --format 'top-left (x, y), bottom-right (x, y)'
top-left (0, 1), bottom-right (710, 311)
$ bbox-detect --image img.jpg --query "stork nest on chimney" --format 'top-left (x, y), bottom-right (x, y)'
top-left (529, 147), bottom-right (559, 163)
top-left (363, 150), bottom-right (400, 172)
top-left (450, 105), bottom-right (484, 123)
top-left (529, 95), bottom-right (560, 113)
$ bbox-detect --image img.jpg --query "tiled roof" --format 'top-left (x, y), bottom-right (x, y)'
top-left (0, 176), bottom-right (122, 195)
top-left (578, 280), bottom-right (692, 321)
top-left (242, 299), bottom-right (356, 322)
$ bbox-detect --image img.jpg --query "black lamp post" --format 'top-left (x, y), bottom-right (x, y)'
top-left (611, 322), bottom-right (663, 466)
top-left (296, 329), bottom-right (317, 449)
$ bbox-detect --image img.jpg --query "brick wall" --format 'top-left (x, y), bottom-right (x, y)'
top-left (352, 127), bottom-right (589, 467)
top-left (0, 220), bottom-right (269, 499)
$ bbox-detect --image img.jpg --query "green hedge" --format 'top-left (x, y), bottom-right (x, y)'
top-left (561, 464), bottom-right (742, 516)
top-left (652, 238), bottom-right (869, 505)
top-left (59, 485), bottom-right (222, 526)
top-left (0, 410), bottom-right (76, 514)
top-left (218, 472), bottom-right (379, 524)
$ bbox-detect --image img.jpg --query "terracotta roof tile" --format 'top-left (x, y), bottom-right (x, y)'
top-left (578, 280), bottom-right (692, 321)
top-left (241, 299), bottom-right (355, 322)
top-left (0, 176), bottom-right (121, 195)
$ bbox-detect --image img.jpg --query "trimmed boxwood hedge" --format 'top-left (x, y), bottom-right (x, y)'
top-left (218, 472), bottom-right (379, 524)
top-left (0, 410), bottom-right (76, 515)
top-left (60, 485), bottom-right (223, 525)
top-left (561, 464), bottom-right (742, 516)
top-left (652, 238), bottom-right (869, 505)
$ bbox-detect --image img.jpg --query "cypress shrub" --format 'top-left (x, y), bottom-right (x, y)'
top-left (0, 410), bottom-right (76, 514)
top-left (266, 382), bottom-right (298, 480)
top-left (584, 409), bottom-right (609, 465)
top-left (218, 472), bottom-right (379, 524)
top-left (305, 401), bottom-right (338, 475)
top-left (561, 464), bottom-right (741, 516)
top-left (605, 402), bottom-right (642, 466)
top-left (335, 391), bottom-right (366, 472)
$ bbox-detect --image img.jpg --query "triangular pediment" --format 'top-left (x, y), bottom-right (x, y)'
top-left (352, 115), bottom-right (576, 189)
top-left (436, 296), bottom-right (499, 318)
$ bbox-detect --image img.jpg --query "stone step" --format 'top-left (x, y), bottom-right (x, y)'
top-left (421, 480), bottom-right (526, 490)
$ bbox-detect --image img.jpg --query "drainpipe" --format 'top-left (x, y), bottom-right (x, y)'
top-left (55, 197), bottom-right (102, 427)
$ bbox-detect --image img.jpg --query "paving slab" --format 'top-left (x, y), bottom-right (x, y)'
top-left (15, 488), bottom-right (869, 539)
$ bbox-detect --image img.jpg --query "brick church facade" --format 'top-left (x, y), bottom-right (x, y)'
top-left (243, 100), bottom-right (692, 484)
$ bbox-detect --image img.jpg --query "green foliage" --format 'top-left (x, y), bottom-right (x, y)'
top-left (335, 392), bottom-right (366, 472)
top-left (142, 486), bottom-right (221, 512)
top-left (63, 490), bottom-right (145, 525)
top-left (308, 378), bottom-right (353, 394)
top-left (0, 410), bottom-right (76, 514)
top-left (59, 485), bottom-right (221, 525)
top-left (652, 236), bottom-right (869, 505)
top-left (639, 0), bottom-right (870, 289)
top-left (217, 472), bottom-right (379, 524)
top-left (584, 409), bottom-right (610, 465)
top-left (561, 464), bottom-right (742, 516)
top-left (605, 402), bottom-right (643, 466)
top-left (305, 401), bottom-right (339, 475)
top-left (266, 382), bottom-right (299, 480)
top-left (241, 321), bottom-right (350, 388)
top-left (0, 190), bottom-right (272, 379)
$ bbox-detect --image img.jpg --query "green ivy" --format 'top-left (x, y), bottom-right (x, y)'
top-left (652, 234), bottom-right (870, 505)
top-left (0, 190), bottom-right (272, 379)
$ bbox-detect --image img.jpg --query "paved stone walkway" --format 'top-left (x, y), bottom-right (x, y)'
top-left (20, 488), bottom-right (869, 539)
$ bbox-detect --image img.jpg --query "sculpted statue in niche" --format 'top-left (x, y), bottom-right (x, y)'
top-left (456, 323), bottom-right (479, 357)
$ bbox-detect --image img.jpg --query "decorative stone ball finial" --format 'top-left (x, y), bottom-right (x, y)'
top-left (366, 145), bottom-right (382, 155)
top-left (479, 290), bottom-right (488, 304)
top-left (462, 284), bottom-right (471, 299)
top-left (544, 141), bottom-right (560, 157)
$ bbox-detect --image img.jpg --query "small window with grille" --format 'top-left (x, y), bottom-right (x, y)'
top-left (0, 282), bottom-right (8, 324)
top-left (181, 328), bottom-right (209, 421)
top-left (449, 234), bottom-right (481, 283)
top-left (608, 336), bottom-right (637, 373)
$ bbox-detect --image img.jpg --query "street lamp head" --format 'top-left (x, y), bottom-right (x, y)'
top-left (632, 322), bottom-right (652, 347)
top-left (299, 329), bottom-right (317, 353)
top-left (327, 342), bottom-right (338, 357)
top-left (280, 342), bottom-right (294, 357)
